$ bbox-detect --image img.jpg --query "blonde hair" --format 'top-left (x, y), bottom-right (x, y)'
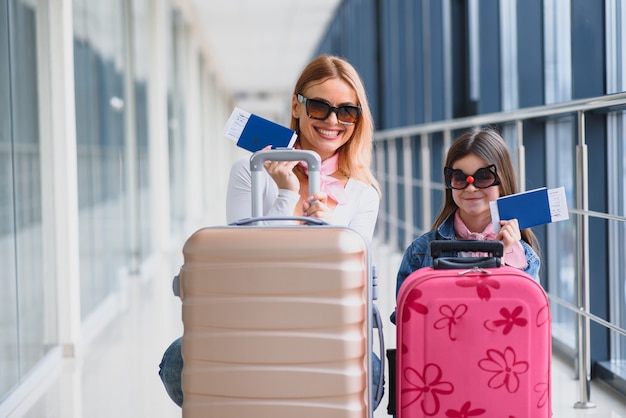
top-left (291, 55), bottom-right (381, 196)
top-left (433, 127), bottom-right (540, 254)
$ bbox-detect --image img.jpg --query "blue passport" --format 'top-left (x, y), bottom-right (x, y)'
top-left (223, 107), bottom-right (297, 152)
top-left (490, 186), bottom-right (569, 232)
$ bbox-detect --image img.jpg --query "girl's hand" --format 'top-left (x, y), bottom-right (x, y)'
top-left (496, 218), bottom-right (522, 254)
top-left (262, 146), bottom-right (300, 192)
top-left (303, 192), bottom-right (333, 222)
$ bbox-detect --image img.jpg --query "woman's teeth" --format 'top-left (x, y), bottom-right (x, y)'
top-left (318, 128), bottom-right (339, 137)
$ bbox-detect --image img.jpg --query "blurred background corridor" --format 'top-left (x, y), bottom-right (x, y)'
top-left (2, 0), bottom-right (626, 416)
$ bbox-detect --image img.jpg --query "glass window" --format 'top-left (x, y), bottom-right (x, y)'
top-left (543, 0), bottom-right (577, 350)
top-left (0, 0), bottom-right (54, 400)
top-left (0, 0), bottom-right (19, 399)
top-left (11, 0), bottom-right (48, 374)
top-left (168, 10), bottom-right (187, 234)
top-left (607, 109), bottom-right (626, 367)
top-left (132, 0), bottom-right (152, 260)
top-left (546, 118), bottom-right (577, 348)
top-left (73, 0), bottom-right (127, 318)
top-left (499, 0), bottom-right (518, 112)
top-left (606, 0), bottom-right (626, 369)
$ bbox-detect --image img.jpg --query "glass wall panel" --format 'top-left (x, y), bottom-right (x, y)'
top-left (375, 141), bottom-right (391, 243)
top-left (606, 0), bottom-right (626, 368)
top-left (543, 0), bottom-right (576, 351)
top-left (429, 132), bottom-right (445, 222)
top-left (546, 119), bottom-right (577, 348)
top-left (73, 0), bottom-right (127, 318)
top-left (168, 10), bottom-right (186, 234)
top-left (10, 0), bottom-right (49, 375)
top-left (132, 0), bottom-right (152, 259)
top-left (607, 109), bottom-right (626, 367)
top-left (410, 136), bottom-right (422, 237)
top-left (395, 137), bottom-right (405, 248)
top-left (1, 0), bottom-right (54, 400)
top-left (0, 0), bottom-right (19, 400)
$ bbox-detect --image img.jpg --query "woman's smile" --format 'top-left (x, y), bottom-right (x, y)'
top-left (315, 127), bottom-right (343, 139)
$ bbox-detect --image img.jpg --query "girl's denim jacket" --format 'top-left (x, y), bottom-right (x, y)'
top-left (390, 211), bottom-right (541, 324)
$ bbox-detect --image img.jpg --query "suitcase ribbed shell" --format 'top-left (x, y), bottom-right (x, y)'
top-left (180, 226), bottom-right (371, 418)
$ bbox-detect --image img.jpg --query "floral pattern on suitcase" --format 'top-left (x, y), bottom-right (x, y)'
top-left (397, 267), bottom-right (551, 417)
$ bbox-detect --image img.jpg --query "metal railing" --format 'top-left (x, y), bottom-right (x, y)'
top-left (373, 91), bottom-right (626, 408)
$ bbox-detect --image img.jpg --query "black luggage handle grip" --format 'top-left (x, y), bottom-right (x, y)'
top-left (433, 257), bottom-right (501, 269)
top-left (431, 240), bottom-right (503, 270)
top-left (430, 240), bottom-right (504, 258)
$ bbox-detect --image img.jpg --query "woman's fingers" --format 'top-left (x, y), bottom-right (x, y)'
top-left (303, 192), bottom-right (331, 220)
top-left (263, 160), bottom-right (300, 191)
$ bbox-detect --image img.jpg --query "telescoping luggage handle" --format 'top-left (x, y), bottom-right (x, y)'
top-left (430, 239), bottom-right (504, 269)
top-left (249, 149), bottom-right (321, 218)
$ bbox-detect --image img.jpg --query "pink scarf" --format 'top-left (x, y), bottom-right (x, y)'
top-left (453, 211), bottom-right (528, 269)
top-left (298, 151), bottom-right (347, 204)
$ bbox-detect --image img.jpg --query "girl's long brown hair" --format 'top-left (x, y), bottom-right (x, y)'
top-left (291, 55), bottom-right (380, 196)
top-left (433, 127), bottom-right (540, 254)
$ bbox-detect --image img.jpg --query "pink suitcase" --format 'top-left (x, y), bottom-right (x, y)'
top-left (394, 240), bottom-right (551, 417)
top-left (175, 149), bottom-right (384, 418)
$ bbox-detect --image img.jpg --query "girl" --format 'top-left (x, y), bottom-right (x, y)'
top-left (391, 128), bottom-right (540, 323)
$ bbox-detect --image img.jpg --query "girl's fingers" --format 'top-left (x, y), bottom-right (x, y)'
top-left (499, 219), bottom-right (521, 238)
top-left (497, 219), bottom-right (521, 254)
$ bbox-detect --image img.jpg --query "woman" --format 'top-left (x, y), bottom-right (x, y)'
top-left (226, 54), bottom-right (381, 238)
top-left (159, 54), bottom-right (383, 408)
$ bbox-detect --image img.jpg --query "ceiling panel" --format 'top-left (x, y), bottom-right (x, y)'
top-left (189, 0), bottom-right (341, 119)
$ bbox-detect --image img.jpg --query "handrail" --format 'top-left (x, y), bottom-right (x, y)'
top-left (569, 208), bottom-right (626, 223)
top-left (372, 91), bottom-right (626, 409)
top-left (374, 91), bottom-right (626, 140)
top-left (549, 294), bottom-right (626, 338)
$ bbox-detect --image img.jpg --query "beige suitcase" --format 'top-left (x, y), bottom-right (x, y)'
top-left (175, 150), bottom-right (383, 418)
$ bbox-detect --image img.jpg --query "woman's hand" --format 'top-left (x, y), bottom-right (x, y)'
top-left (302, 192), bottom-right (333, 223)
top-left (496, 218), bottom-right (521, 254)
top-left (262, 146), bottom-right (300, 192)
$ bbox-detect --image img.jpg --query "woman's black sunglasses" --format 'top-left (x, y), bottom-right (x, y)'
top-left (297, 94), bottom-right (361, 125)
top-left (444, 165), bottom-right (501, 190)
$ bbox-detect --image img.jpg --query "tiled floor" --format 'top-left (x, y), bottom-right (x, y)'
top-left (8, 241), bottom-right (626, 417)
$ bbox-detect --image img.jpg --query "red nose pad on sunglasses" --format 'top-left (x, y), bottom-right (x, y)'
top-left (466, 175), bottom-right (475, 184)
